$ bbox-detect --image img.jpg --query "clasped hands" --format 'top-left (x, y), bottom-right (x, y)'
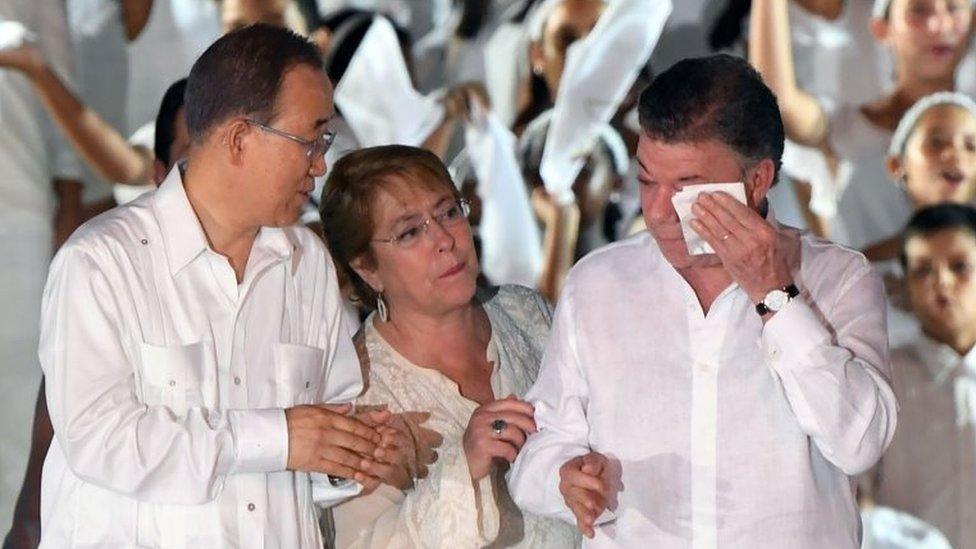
top-left (285, 404), bottom-right (442, 494)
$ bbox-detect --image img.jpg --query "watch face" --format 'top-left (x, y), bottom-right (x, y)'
top-left (764, 289), bottom-right (788, 311)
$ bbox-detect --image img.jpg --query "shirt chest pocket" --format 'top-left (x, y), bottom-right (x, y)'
top-left (274, 342), bottom-right (325, 407)
top-left (138, 340), bottom-right (218, 415)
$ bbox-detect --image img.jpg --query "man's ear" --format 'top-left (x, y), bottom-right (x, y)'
top-left (350, 254), bottom-right (383, 294)
top-left (746, 158), bottom-right (777, 209)
top-left (152, 159), bottom-right (168, 186)
top-left (224, 118), bottom-right (251, 166)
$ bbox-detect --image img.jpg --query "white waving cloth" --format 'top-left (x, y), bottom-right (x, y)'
top-left (861, 507), bottom-right (952, 549)
top-left (539, 0), bottom-right (671, 204)
top-left (0, 20), bottom-right (34, 50)
top-left (462, 98), bottom-right (543, 287)
top-left (333, 16), bottom-right (444, 147)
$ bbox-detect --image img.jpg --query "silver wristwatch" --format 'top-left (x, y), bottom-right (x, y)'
top-left (755, 283), bottom-right (799, 316)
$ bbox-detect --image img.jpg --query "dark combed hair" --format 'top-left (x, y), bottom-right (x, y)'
top-left (638, 53), bottom-right (784, 181)
top-left (185, 24), bottom-right (323, 141)
top-left (901, 203), bottom-right (976, 265)
top-left (153, 78), bottom-right (188, 168)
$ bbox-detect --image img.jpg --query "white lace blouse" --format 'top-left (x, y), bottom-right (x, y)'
top-left (331, 285), bottom-right (580, 548)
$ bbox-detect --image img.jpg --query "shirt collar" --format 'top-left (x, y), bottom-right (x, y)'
top-left (152, 166), bottom-right (210, 276)
top-left (152, 165), bottom-right (303, 276)
top-left (913, 333), bottom-right (976, 382)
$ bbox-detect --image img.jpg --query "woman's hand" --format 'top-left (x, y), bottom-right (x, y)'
top-left (353, 408), bottom-right (444, 492)
top-left (463, 395), bottom-right (537, 482)
top-left (441, 81), bottom-right (491, 124)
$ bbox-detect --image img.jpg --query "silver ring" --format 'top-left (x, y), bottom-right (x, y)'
top-left (490, 419), bottom-right (507, 437)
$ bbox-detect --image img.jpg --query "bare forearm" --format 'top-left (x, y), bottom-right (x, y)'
top-left (29, 64), bottom-right (151, 185)
top-left (749, 0), bottom-right (828, 147)
top-left (538, 203), bottom-right (580, 303)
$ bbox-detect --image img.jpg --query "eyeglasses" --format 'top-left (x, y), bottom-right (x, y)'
top-left (373, 199), bottom-right (471, 249)
top-left (245, 119), bottom-right (336, 160)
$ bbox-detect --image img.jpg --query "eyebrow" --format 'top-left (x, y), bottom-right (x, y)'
top-left (635, 159), bottom-right (704, 182)
top-left (389, 196), bottom-right (453, 225)
top-left (313, 115), bottom-right (334, 129)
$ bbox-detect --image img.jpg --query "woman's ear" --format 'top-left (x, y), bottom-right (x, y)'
top-left (529, 41), bottom-right (545, 75)
top-left (886, 154), bottom-right (904, 182)
top-left (350, 255), bottom-right (383, 294)
top-left (869, 16), bottom-right (889, 43)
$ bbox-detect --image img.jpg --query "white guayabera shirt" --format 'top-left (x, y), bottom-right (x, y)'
top-left (39, 167), bottom-right (362, 549)
top-left (508, 230), bottom-right (897, 548)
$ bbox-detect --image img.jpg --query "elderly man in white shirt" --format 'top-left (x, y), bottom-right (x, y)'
top-left (508, 54), bottom-right (897, 548)
top-left (37, 25), bottom-right (412, 548)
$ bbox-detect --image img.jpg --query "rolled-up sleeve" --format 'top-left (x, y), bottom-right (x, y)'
top-left (762, 261), bottom-right (897, 476)
top-left (507, 281), bottom-right (591, 525)
top-left (40, 245), bottom-right (288, 505)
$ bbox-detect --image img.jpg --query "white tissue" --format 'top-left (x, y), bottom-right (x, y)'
top-left (671, 182), bottom-right (748, 256)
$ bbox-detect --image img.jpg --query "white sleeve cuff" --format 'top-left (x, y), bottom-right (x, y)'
top-left (311, 473), bottom-right (364, 508)
top-left (762, 298), bottom-right (832, 376)
top-left (228, 408), bottom-right (289, 474)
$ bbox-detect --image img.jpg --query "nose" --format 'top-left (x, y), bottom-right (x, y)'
top-left (940, 142), bottom-right (960, 163)
top-left (427, 217), bottom-right (456, 252)
top-left (935, 265), bottom-right (954, 288)
top-left (309, 152), bottom-right (328, 178)
top-left (929, 4), bottom-right (958, 36)
top-left (642, 183), bottom-right (678, 223)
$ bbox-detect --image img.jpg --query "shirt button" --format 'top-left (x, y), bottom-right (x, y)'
top-left (305, 381), bottom-right (311, 389)
top-left (234, 376), bottom-right (242, 386)
top-left (768, 348), bottom-right (780, 359)
top-left (168, 380), bottom-right (176, 387)
top-left (247, 503), bottom-right (255, 512)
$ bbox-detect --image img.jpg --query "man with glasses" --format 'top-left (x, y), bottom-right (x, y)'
top-left (35, 24), bottom-right (417, 548)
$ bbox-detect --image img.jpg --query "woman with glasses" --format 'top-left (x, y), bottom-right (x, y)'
top-left (320, 145), bottom-right (578, 548)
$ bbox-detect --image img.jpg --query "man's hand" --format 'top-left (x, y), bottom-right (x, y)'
top-left (285, 404), bottom-right (382, 483)
top-left (690, 192), bottom-right (801, 305)
top-left (559, 452), bottom-right (612, 539)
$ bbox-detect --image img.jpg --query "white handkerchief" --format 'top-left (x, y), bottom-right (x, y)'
top-left (0, 21), bottom-right (35, 51)
top-left (671, 182), bottom-right (748, 256)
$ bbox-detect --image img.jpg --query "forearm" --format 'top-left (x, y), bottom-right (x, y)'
top-left (28, 64), bottom-right (151, 185)
top-left (538, 202), bottom-right (580, 302)
top-left (763, 288), bottom-right (896, 475)
top-left (748, 0), bottom-right (828, 147)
